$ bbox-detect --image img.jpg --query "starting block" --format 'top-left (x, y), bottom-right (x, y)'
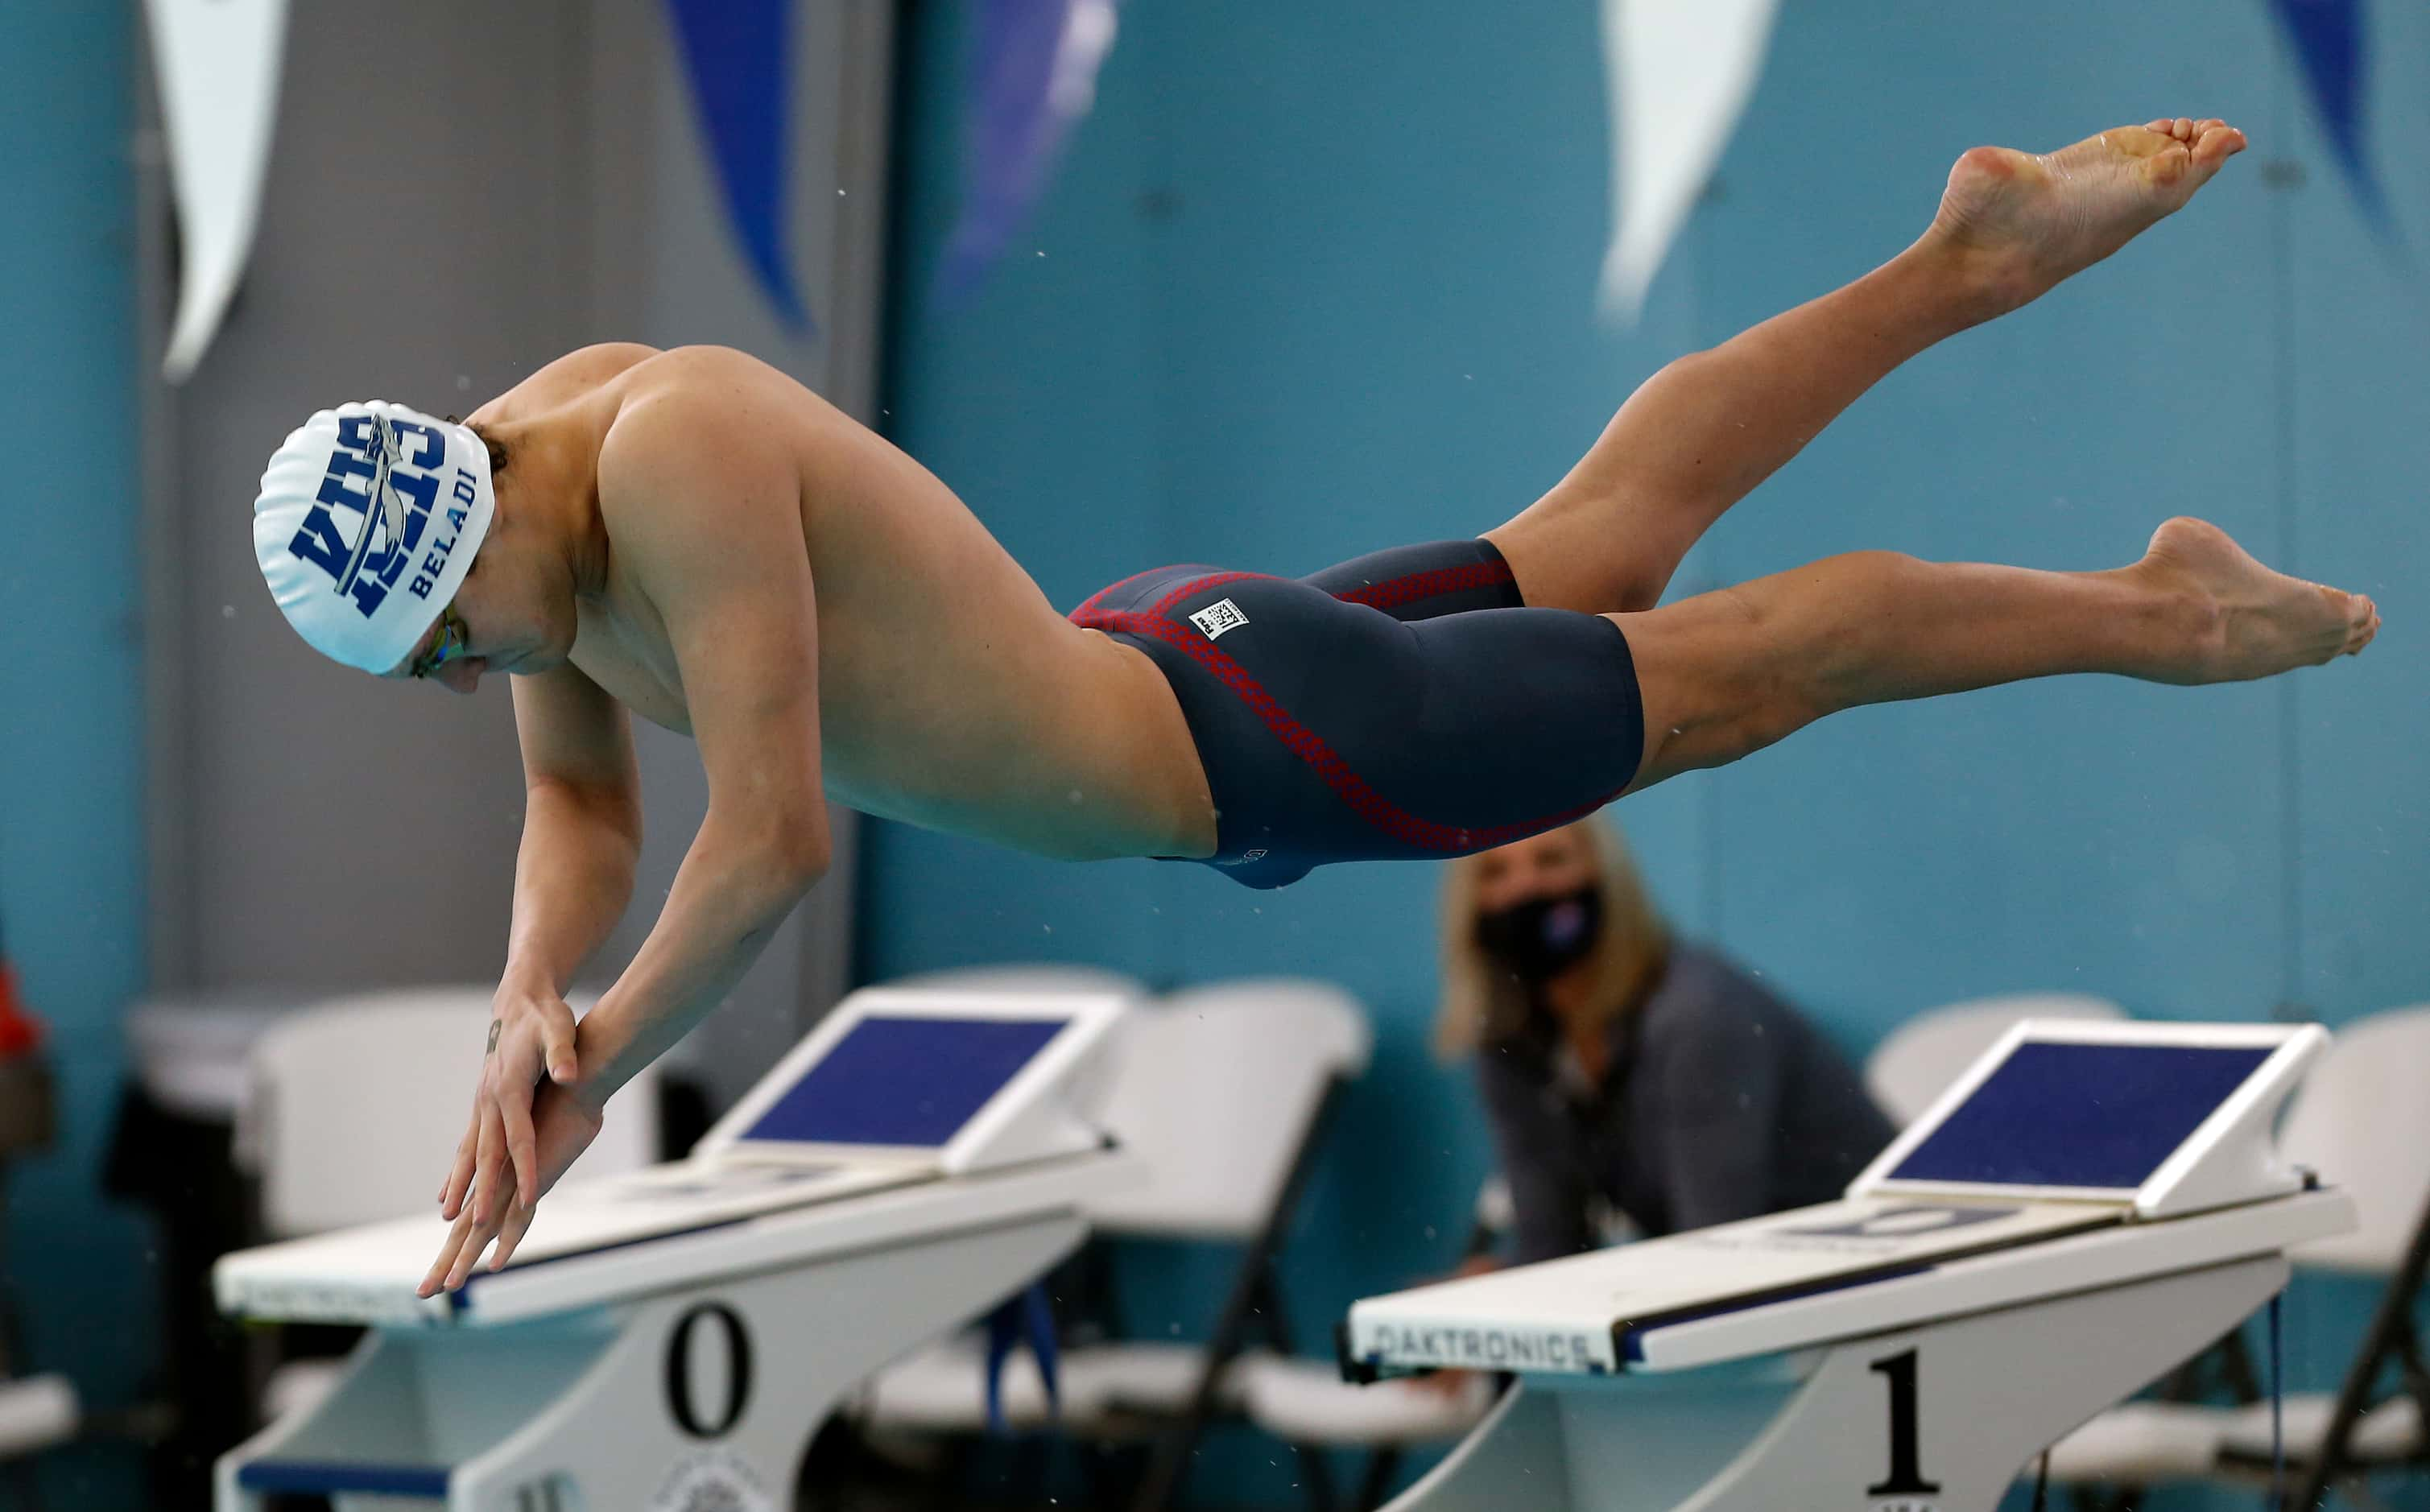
top-left (1343, 1019), bottom-right (2354, 1512)
top-left (214, 986), bottom-right (1137, 1510)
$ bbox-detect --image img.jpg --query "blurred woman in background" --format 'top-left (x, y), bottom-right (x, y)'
top-left (1439, 819), bottom-right (1895, 1266)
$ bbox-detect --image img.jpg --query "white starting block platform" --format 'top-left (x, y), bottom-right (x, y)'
top-left (214, 987), bottom-right (1138, 1510)
top-left (1344, 1020), bottom-right (2356, 1512)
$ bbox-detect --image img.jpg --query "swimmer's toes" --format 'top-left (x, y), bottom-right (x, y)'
top-left (2348, 595), bottom-right (2380, 655)
top-left (2192, 121), bottom-right (2246, 168)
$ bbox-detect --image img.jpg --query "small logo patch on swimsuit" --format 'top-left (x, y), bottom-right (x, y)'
top-left (1188, 598), bottom-right (1250, 640)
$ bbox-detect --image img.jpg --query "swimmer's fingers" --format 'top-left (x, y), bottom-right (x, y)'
top-left (499, 1075), bottom-right (541, 1221)
top-left (469, 1097), bottom-right (510, 1232)
top-left (445, 1221), bottom-right (503, 1294)
top-left (488, 1193), bottom-right (539, 1274)
top-left (438, 1105), bottom-right (480, 1219)
top-left (479, 1015), bottom-right (549, 1218)
top-left (445, 1003), bottom-right (527, 1221)
top-left (539, 1003), bottom-right (580, 1085)
top-left (442, 1179), bottom-right (509, 1294)
top-left (419, 1196), bottom-right (486, 1298)
top-left (431, 1117), bottom-right (492, 1296)
top-left (425, 1086), bottom-right (527, 1294)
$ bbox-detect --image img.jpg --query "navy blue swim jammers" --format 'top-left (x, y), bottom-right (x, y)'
top-left (1072, 539), bottom-right (1646, 890)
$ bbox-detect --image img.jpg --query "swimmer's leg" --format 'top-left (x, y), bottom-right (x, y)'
top-left (1614, 518), bottom-right (2376, 791)
top-left (1489, 118), bottom-right (2249, 617)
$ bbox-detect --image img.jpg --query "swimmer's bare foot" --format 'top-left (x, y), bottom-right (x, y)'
top-left (2130, 517), bottom-right (2378, 684)
top-left (1928, 118), bottom-right (2247, 314)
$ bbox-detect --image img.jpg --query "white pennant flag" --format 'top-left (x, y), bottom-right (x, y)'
top-left (147, 0), bottom-right (289, 382)
top-left (1598, 0), bottom-right (1779, 322)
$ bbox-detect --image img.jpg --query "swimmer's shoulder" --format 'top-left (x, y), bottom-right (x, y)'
top-left (474, 343), bottom-right (664, 419)
top-left (466, 343), bottom-right (660, 434)
top-left (593, 346), bottom-right (884, 545)
top-left (593, 358), bottom-right (810, 531)
top-left (622, 345), bottom-right (862, 418)
top-left (600, 346), bottom-right (862, 477)
top-left (489, 342), bottom-right (821, 417)
top-left (547, 341), bottom-right (665, 382)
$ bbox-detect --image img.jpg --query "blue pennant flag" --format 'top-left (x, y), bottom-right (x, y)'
top-left (667, 0), bottom-right (816, 333)
top-left (2266, 0), bottom-right (2393, 236)
top-left (937, 0), bottom-right (1120, 303)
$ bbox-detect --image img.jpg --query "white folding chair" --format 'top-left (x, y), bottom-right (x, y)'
top-left (1236, 1167), bottom-right (1518, 1508)
top-left (1235, 1362), bottom-right (1497, 1507)
top-left (2216, 1004), bottom-right (2430, 1502)
top-left (1226, 1168), bottom-right (1623, 1509)
top-left (2041, 1004), bottom-right (2430, 1503)
top-left (856, 976), bottom-right (1374, 1510)
top-left (1865, 992), bottom-right (2128, 1129)
top-left (0, 1374), bottom-right (77, 1461)
top-left (238, 985), bottom-right (662, 1422)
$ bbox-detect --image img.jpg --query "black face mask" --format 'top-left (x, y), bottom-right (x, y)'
top-left (1474, 886), bottom-right (1603, 984)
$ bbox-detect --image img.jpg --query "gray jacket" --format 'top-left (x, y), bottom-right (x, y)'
top-left (1474, 944), bottom-right (1895, 1265)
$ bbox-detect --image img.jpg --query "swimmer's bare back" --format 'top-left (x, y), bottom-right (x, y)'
top-left (469, 343), bottom-right (1219, 862)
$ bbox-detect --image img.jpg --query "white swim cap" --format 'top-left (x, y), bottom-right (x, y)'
top-left (255, 400), bottom-right (496, 674)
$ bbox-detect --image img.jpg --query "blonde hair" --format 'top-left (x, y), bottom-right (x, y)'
top-left (1434, 816), bottom-right (1672, 1060)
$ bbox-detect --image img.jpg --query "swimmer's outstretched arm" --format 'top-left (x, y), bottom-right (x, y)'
top-left (429, 663), bottom-right (643, 1251)
top-left (422, 405), bottom-right (832, 1294)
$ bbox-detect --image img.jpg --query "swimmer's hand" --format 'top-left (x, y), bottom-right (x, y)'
top-left (423, 983), bottom-right (593, 1295)
top-left (419, 1079), bottom-right (601, 1295)
top-left (441, 984), bottom-right (581, 1221)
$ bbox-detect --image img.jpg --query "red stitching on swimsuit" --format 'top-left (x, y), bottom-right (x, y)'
top-left (1075, 555), bottom-right (1513, 621)
top-left (1325, 558), bottom-right (1515, 612)
top-left (1073, 595), bottom-right (1627, 855)
top-left (1069, 564), bottom-right (1216, 622)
